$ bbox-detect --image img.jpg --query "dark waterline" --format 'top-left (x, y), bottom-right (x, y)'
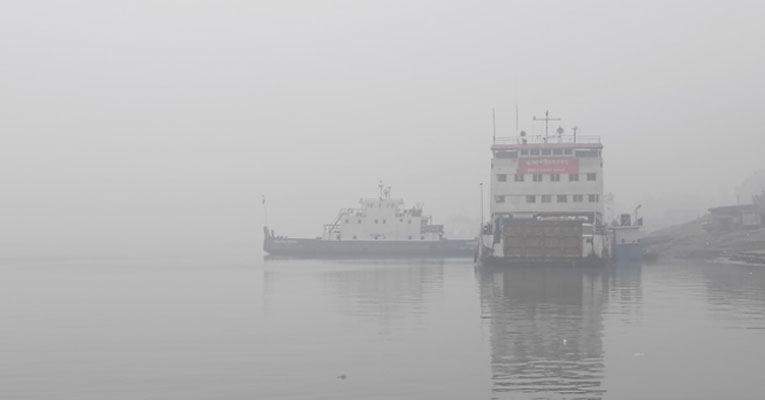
top-left (1, 258), bottom-right (764, 399)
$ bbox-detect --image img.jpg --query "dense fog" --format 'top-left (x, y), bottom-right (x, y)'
top-left (2, 1), bottom-right (764, 257)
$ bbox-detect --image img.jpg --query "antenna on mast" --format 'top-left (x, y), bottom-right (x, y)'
top-left (492, 108), bottom-right (497, 144)
top-left (533, 110), bottom-right (562, 137)
top-left (515, 104), bottom-right (519, 135)
top-left (479, 182), bottom-right (484, 229)
top-left (262, 195), bottom-right (268, 228)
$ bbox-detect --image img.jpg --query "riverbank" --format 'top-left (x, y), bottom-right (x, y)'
top-left (643, 218), bottom-right (765, 264)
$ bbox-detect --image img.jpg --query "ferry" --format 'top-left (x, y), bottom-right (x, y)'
top-left (477, 115), bottom-right (612, 266)
top-left (263, 183), bottom-right (477, 258)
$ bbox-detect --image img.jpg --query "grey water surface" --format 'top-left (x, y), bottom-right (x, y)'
top-left (2, 258), bottom-right (764, 400)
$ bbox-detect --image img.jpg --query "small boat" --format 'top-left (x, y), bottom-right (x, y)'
top-left (609, 210), bottom-right (645, 262)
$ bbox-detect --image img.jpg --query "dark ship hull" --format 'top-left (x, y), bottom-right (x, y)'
top-left (478, 253), bottom-right (609, 268)
top-left (264, 237), bottom-right (477, 259)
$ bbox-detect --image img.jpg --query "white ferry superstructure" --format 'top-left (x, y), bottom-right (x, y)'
top-left (478, 124), bottom-right (611, 266)
top-left (264, 184), bottom-right (477, 258)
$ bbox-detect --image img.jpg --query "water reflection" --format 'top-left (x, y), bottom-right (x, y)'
top-left (322, 261), bottom-right (445, 319)
top-left (608, 262), bottom-right (644, 323)
top-left (262, 260), bottom-right (446, 321)
top-left (477, 265), bottom-right (610, 399)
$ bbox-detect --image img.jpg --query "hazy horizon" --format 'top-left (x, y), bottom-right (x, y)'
top-left (2, 0), bottom-right (764, 257)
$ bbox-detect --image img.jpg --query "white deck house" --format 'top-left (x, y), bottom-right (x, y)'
top-left (321, 185), bottom-right (444, 241)
top-left (489, 134), bottom-right (605, 223)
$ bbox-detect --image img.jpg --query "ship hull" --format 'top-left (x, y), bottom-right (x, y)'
top-left (264, 238), bottom-right (477, 259)
top-left (613, 242), bottom-right (643, 262)
top-left (476, 219), bottom-right (611, 268)
top-left (478, 254), bottom-right (609, 268)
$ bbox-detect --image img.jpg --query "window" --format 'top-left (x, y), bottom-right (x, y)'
top-left (577, 150), bottom-right (600, 157)
top-left (551, 174), bottom-right (560, 182)
top-left (514, 174), bottom-right (525, 182)
top-left (382, 219), bottom-right (386, 224)
top-left (495, 151), bottom-right (516, 159)
top-left (573, 194), bottom-right (584, 203)
top-left (497, 174), bottom-right (507, 182)
top-left (526, 195), bottom-right (537, 203)
top-left (541, 149), bottom-right (551, 155)
top-left (553, 149), bottom-right (563, 155)
top-left (557, 195), bottom-right (568, 203)
top-left (564, 149), bottom-right (573, 155)
top-left (399, 218), bottom-right (403, 222)
top-left (408, 236), bottom-right (412, 240)
top-left (420, 235), bottom-right (425, 240)
top-left (530, 149), bottom-right (540, 155)
top-left (408, 219), bottom-right (412, 224)
top-left (587, 173), bottom-right (597, 181)
top-left (569, 173), bottom-right (579, 182)
top-left (541, 195), bottom-right (552, 203)
top-left (588, 194), bottom-right (600, 203)
top-left (375, 219), bottom-right (379, 224)
top-left (345, 219), bottom-right (349, 224)
top-left (533, 174), bottom-right (543, 182)
top-left (358, 219), bottom-right (362, 224)
top-left (520, 149), bottom-right (529, 155)
top-left (495, 195), bottom-right (505, 203)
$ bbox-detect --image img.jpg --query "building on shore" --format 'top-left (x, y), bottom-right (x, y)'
top-left (705, 204), bottom-right (762, 232)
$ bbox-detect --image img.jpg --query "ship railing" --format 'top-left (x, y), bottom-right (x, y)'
top-left (493, 135), bottom-right (601, 145)
top-left (335, 208), bottom-right (358, 216)
top-left (359, 198), bottom-right (405, 205)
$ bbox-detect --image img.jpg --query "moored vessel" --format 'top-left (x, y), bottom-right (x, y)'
top-left (477, 115), bottom-right (611, 266)
top-left (609, 208), bottom-right (645, 262)
top-left (264, 183), bottom-right (477, 258)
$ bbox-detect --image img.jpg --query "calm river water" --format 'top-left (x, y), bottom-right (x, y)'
top-left (2, 258), bottom-right (765, 399)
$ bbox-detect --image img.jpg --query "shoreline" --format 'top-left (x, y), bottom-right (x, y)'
top-left (643, 218), bottom-right (765, 265)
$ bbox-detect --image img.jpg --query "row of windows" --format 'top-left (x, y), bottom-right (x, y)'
top-left (497, 173), bottom-right (597, 182)
top-left (495, 194), bottom-right (600, 203)
top-left (516, 148), bottom-right (601, 156)
top-left (349, 235), bottom-right (426, 240)
top-left (522, 148), bottom-right (572, 156)
top-left (495, 149), bottom-right (602, 159)
top-left (344, 219), bottom-right (414, 224)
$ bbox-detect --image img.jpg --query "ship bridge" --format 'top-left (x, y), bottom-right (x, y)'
top-left (489, 133), bottom-right (605, 223)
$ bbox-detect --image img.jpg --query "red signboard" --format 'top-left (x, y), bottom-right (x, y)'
top-left (518, 157), bottom-right (579, 174)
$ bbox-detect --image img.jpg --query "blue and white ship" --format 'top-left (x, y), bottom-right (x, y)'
top-left (609, 208), bottom-right (645, 262)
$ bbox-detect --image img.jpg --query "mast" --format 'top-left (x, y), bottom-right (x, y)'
top-left (262, 195), bottom-right (268, 228)
top-left (515, 104), bottom-right (519, 135)
top-left (480, 182), bottom-right (484, 228)
top-left (492, 108), bottom-right (496, 145)
top-left (533, 110), bottom-right (561, 137)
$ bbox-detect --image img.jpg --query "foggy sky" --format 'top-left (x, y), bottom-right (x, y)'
top-left (2, 1), bottom-right (764, 257)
